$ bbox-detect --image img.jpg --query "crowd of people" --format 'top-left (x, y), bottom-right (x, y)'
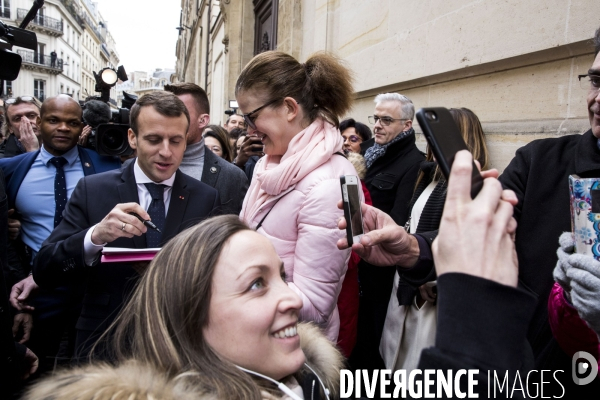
top-left (0, 25), bottom-right (599, 399)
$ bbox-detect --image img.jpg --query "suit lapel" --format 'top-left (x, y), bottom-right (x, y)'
top-left (117, 161), bottom-right (146, 248)
top-left (201, 148), bottom-right (220, 188)
top-left (162, 170), bottom-right (190, 243)
top-left (77, 146), bottom-right (96, 176)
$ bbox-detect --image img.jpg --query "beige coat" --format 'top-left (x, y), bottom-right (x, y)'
top-left (22, 323), bottom-right (343, 400)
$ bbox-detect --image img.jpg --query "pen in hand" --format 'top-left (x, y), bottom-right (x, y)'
top-left (128, 212), bottom-right (162, 233)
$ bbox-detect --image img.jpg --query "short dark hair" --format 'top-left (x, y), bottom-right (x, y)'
top-left (594, 27), bottom-right (600, 56)
top-left (130, 92), bottom-right (190, 135)
top-left (164, 82), bottom-right (210, 115)
top-left (229, 127), bottom-right (246, 140)
top-left (339, 118), bottom-right (372, 142)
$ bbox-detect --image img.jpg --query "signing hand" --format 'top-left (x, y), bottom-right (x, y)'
top-left (432, 150), bottom-right (519, 287)
top-left (19, 118), bottom-right (40, 152)
top-left (91, 203), bottom-right (149, 245)
top-left (7, 209), bottom-right (21, 240)
top-left (9, 275), bottom-right (39, 312)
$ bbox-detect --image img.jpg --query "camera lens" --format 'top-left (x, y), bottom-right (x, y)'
top-left (425, 111), bottom-right (438, 121)
top-left (101, 128), bottom-right (125, 151)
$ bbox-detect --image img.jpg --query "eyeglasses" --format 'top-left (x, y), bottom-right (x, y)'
top-left (4, 96), bottom-right (36, 105)
top-left (242, 98), bottom-right (281, 130)
top-left (579, 74), bottom-right (600, 93)
top-left (343, 134), bottom-right (362, 143)
top-left (368, 115), bottom-right (406, 126)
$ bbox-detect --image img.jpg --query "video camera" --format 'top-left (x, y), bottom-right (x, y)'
top-left (0, 1), bottom-right (40, 85)
top-left (83, 67), bottom-right (137, 157)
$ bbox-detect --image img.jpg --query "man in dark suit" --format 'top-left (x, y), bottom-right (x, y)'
top-left (33, 91), bottom-right (219, 360)
top-left (0, 95), bottom-right (121, 373)
top-left (164, 83), bottom-right (248, 214)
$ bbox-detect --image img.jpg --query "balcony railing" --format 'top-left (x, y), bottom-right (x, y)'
top-left (17, 49), bottom-right (63, 73)
top-left (1, 7), bottom-right (9, 19)
top-left (17, 9), bottom-right (63, 33)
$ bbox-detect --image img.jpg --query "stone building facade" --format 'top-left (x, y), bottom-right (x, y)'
top-left (2, 0), bottom-right (121, 105)
top-left (175, 0), bottom-right (600, 170)
top-left (2, 0), bottom-right (83, 101)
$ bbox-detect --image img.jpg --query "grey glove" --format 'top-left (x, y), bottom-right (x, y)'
top-left (565, 253), bottom-right (600, 334)
top-left (554, 232), bottom-right (575, 292)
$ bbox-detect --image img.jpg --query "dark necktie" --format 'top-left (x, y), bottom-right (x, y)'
top-left (144, 183), bottom-right (166, 247)
top-left (49, 157), bottom-right (68, 227)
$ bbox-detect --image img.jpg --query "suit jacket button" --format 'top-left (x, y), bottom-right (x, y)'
top-left (85, 162), bottom-right (91, 167)
top-left (210, 167), bottom-right (217, 173)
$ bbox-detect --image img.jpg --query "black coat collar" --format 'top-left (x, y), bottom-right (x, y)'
top-left (575, 129), bottom-right (600, 175)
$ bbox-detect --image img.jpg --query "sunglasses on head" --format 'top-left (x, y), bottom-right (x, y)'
top-left (4, 96), bottom-right (36, 105)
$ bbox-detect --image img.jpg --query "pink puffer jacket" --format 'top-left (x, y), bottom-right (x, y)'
top-left (241, 119), bottom-right (357, 341)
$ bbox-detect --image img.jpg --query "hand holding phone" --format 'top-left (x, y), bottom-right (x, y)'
top-left (416, 107), bottom-right (483, 198)
top-left (340, 175), bottom-right (364, 246)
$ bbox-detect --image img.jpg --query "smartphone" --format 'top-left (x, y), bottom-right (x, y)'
top-left (340, 175), bottom-right (364, 246)
top-left (415, 107), bottom-right (483, 198)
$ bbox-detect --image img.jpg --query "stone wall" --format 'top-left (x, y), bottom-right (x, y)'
top-left (275, 0), bottom-right (600, 171)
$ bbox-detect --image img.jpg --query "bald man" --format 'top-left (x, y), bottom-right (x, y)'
top-left (0, 95), bottom-right (120, 374)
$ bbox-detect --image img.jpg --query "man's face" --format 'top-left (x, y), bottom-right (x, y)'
top-left (588, 52), bottom-right (600, 138)
top-left (38, 98), bottom-right (82, 156)
top-left (373, 101), bottom-right (411, 145)
top-left (177, 94), bottom-right (206, 145)
top-left (128, 106), bottom-right (188, 183)
top-left (224, 114), bottom-right (245, 132)
top-left (6, 103), bottom-right (40, 138)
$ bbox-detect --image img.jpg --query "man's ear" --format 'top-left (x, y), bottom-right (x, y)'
top-left (199, 114), bottom-right (210, 131)
top-left (127, 128), bottom-right (138, 150)
top-left (403, 119), bottom-right (413, 131)
top-left (284, 97), bottom-right (300, 122)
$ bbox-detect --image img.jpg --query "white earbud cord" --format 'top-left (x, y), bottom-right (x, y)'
top-left (236, 363), bottom-right (331, 400)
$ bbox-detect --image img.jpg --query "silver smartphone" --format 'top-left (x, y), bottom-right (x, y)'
top-left (340, 175), bottom-right (364, 246)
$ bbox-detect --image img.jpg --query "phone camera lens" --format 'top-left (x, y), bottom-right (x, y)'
top-left (425, 111), bottom-right (438, 121)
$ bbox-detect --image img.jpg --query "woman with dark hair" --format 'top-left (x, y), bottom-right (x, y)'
top-left (339, 118), bottom-right (372, 154)
top-left (236, 51), bottom-right (359, 342)
top-left (380, 107), bottom-right (489, 372)
top-left (23, 215), bottom-right (343, 400)
top-left (203, 124), bottom-right (234, 162)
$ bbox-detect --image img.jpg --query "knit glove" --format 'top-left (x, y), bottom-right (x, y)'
top-left (565, 253), bottom-right (600, 334)
top-left (553, 232), bottom-right (575, 292)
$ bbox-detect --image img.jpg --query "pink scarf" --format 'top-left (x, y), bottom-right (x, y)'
top-left (240, 119), bottom-right (344, 223)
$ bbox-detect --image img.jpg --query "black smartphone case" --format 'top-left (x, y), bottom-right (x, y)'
top-left (416, 107), bottom-right (483, 198)
top-left (339, 176), bottom-right (354, 247)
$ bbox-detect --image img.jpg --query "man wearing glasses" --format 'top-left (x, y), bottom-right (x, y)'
top-left (353, 93), bottom-right (424, 371)
top-left (495, 27), bottom-right (600, 392)
top-left (0, 96), bottom-right (42, 159)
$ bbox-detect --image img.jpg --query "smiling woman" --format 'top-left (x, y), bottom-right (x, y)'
top-left (236, 51), bottom-right (361, 343)
top-left (23, 215), bottom-right (343, 400)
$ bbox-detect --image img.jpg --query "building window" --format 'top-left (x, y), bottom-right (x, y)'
top-left (35, 6), bottom-right (44, 26)
top-left (2, 80), bottom-right (12, 97)
top-left (34, 42), bottom-right (45, 64)
top-left (0, 0), bottom-right (10, 19)
top-left (253, 0), bottom-right (279, 55)
top-left (34, 79), bottom-right (46, 101)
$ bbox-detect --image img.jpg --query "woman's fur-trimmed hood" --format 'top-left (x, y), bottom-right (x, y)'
top-left (22, 323), bottom-right (343, 399)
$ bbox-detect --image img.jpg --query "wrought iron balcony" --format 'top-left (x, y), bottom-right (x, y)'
top-left (17, 49), bottom-right (63, 75)
top-left (17, 9), bottom-right (63, 36)
top-left (1, 7), bottom-right (10, 19)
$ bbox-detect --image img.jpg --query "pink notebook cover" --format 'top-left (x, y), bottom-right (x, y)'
top-left (100, 248), bottom-right (160, 263)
